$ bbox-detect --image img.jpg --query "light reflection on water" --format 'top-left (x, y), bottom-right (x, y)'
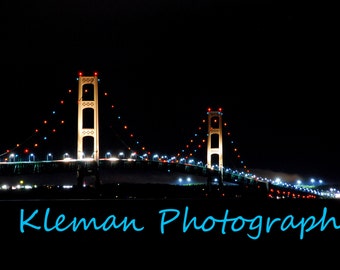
top-left (0, 169), bottom-right (208, 190)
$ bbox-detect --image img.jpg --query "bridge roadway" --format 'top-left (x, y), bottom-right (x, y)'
top-left (0, 158), bottom-right (222, 176)
top-left (0, 158), bottom-right (327, 199)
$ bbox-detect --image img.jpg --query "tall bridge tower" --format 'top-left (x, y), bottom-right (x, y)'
top-left (206, 108), bottom-right (224, 184)
top-left (77, 72), bottom-right (100, 162)
top-left (76, 72), bottom-right (100, 187)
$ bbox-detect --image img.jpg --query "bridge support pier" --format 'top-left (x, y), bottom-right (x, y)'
top-left (76, 162), bottom-right (101, 189)
top-left (206, 169), bottom-right (224, 196)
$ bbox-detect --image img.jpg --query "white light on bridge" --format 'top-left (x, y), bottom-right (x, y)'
top-left (29, 153), bottom-right (35, 162)
top-left (46, 153), bottom-right (53, 161)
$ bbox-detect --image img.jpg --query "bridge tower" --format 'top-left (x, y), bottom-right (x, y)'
top-left (206, 108), bottom-right (224, 186)
top-left (76, 72), bottom-right (100, 187)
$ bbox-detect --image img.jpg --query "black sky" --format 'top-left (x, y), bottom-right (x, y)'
top-left (1, 1), bottom-right (339, 184)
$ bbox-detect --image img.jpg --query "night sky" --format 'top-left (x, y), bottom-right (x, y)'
top-left (2, 1), bottom-right (338, 185)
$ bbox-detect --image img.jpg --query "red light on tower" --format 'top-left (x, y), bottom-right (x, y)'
top-left (78, 72), bottom-right (83, 76)
top-left (94, 72), bottom-right (98, 76)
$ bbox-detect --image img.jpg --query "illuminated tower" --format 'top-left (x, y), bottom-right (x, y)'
top-left (206, 108), bottom-right (223, 174)
top-left (77, 72), bottom-right (100, 165)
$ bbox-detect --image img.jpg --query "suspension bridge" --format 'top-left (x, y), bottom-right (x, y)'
top-left (0, 72), bottom-right (332, 199)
